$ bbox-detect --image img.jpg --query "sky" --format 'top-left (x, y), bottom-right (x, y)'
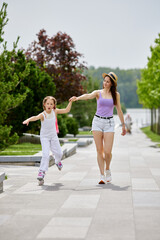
top-left (2, 0), bottom-right (160, 70)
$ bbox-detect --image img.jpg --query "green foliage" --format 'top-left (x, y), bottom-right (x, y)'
top-left (66, 117), bottom-right (79, 137)
top-left (85, 67), bottom-right (141, 108)
top-left (0, 49), bottom-right (30, 126)
top-left (57, 112), bottom-right (79, 137)
top-left (5, 56), bottom-right (56, 136)
top-left (113, 103), bottom-right (126, 114)
top-left (71, 100), bottom-right (96, 127)
top-left (0, 3), bottom-right (30, 149)
top-left (0, 2), bottom-right (8, 44)
top-left (137, 33), bottom-right (160, 109)
top-left (71, 75), bottom-right (99, 127)
top-left (57, 115), bottom-right (68, 137)
top-left (0, 125), bottom-right (18, 150)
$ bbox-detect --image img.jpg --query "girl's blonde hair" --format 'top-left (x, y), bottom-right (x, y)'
top-left (43, 96), bottom-right (57, 110)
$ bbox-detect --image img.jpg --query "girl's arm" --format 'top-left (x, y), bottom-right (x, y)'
top-left (55, 101), bottom-right (72, 114)
top-left (69, 90), bottom-right (99, 102)
top-left (23, 113), bottom-right (43, 126)
top-left (115, 92), bottom-right (126, 136)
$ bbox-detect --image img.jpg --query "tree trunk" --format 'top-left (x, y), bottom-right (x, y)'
top-left (153, 108), bottom-right (157, 133)
top-left (151, 108), bottom-right (153, 131)
top-left (157, 107), bottom-right (160, 135)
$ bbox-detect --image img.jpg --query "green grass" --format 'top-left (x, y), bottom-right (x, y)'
top-left (68, 139), bottom-right (78, 142)
top-left (141, 126), bottom-right (160, 147)
top-left (78, 131), bottom-right (92, 135)
top-left (0, 143), bottom-right (42, 156)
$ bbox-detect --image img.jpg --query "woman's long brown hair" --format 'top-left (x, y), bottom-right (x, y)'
top-left (110, 79), bottom-right (117, 105)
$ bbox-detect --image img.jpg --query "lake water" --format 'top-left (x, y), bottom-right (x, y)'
top-left (114, 108), bottom-right (151, 128)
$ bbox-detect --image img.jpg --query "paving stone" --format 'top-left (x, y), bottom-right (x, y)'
top-left (16, 208), bottom-right (56, 216)
top-left (37, 217), bottom-right (92, 239)
top-left (0, 126), bottom-right (160, 240)
top-left (59, 172), bottom-right (87, 181)
top-left (130, 156), bottom-right (147, 167)
top-left (150, 168), bottom-right (160, 176)
top-left (13, 182), bottom-right (48, 194)
top-left (134, 208), bottom-right (160, 240)
top-left (133, 191), bottom-right (160, 207)
top-left (0, 215), bottom-right (11, 226)
top-left (132, 178), bottom-right (159, 190)
top-left (61, 194), bottom-right (100, 209)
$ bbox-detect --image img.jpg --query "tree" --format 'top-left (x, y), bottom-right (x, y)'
top-left (0, 2), bottom-right (30, 149)
top-left (5, 54), bottom-right (56, 136)
top-left (66, 117), bottom-right (79, 137)
top-left (25, 29), bottom-right (87, 103)
top-left (57, 115), bottom-right (68, 138)
top-left (137, 33), bottom-right (160, 134)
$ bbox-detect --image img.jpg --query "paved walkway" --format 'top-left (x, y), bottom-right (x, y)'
top-left (0, 126), bottom-right (160, 240)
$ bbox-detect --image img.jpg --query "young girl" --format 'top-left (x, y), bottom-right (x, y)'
top-left (23, 96), bottom-right (73, 183)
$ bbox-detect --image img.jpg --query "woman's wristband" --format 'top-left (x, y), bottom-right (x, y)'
top-left (121, 122), bottom-right (125, 126)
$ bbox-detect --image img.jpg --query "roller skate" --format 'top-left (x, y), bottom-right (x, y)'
top-left (37, 170), bottom-right (45, 186)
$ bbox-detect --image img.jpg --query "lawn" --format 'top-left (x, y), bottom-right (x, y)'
top-left (0, 143), bottom-right (42, 155)
top-left (78, 131), bottom-right (92, 135)
top-left (141, 126), bottom-right (160, 147)
top-left (68, 139), bottom-right (78, 142)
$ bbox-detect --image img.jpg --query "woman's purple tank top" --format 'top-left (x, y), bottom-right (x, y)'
top-left (95, 91), bottom-right (114, 117)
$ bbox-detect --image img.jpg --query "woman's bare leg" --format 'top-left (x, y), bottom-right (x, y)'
top-left (92, 131), bottom-right (104, 175)
top-left (103, 132), bottom-right (114, 170)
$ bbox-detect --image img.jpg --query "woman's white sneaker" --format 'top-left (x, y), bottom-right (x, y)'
top-left (99, 174), bottom-right (106, 184)
top-left (105, 170), bottom-right (112, 183)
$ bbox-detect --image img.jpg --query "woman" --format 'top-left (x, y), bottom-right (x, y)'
top-left (70, 72), bottom-right (126, 184)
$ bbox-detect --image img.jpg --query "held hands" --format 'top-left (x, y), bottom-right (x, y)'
top-left (69, 96), bottom-right (77, 102)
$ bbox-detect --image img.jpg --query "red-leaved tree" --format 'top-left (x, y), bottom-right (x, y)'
top-left (25, 29), bottom-right (87, 102)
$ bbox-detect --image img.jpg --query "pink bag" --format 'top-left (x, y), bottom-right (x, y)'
top-left (55, 117), bottom-right (59, 134)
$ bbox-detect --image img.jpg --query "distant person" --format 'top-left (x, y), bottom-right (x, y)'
top-left (70, 72), bottom-right (126, 184)
top-left (23, 96), bottom-right (73, 185)
top-left (125, 114), bottom-right (132, 134)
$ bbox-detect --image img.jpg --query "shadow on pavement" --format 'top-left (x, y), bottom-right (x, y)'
top-left (97, 183), bottom-right (131, 191)
top-left (42, 183), bottom-right (64, 191)
top-left (42, 182), bottom-right (130, 192)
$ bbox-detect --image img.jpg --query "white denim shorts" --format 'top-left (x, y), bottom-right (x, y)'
top-left (91, 115), bottom-right (115, 132)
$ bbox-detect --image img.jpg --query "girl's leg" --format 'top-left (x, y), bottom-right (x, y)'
top-left (40, 138), bottom-right (50, 172)
top-left (103, 132), bottom-right (114, 170)
top-left (50, 137), bottom-right (63, 164)
top-left (92, 131), bottom-right (104, 175)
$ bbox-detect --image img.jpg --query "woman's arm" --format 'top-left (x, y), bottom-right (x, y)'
top-left (23, 113), bottom-right (43, 126)
top-left (115, 92), bottom-right (126, 136)
top-left (69, 90), bottom-right (99, 102)
top-left (55, 101), bottom-right (72, 114)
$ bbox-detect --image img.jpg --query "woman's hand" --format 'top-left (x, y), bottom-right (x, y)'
top-left (69, 96), bottom-right (77, 102)
top-left (121, 125), bottom-right (126, 136)
top-left (23, 119), bottom-right (29, 126)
